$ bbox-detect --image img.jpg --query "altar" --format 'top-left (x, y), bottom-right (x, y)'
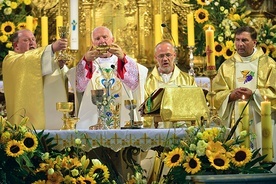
top-left (42, 128), bottom-right (185, 152)
top-left (41, 128), bottom-right (185, 182)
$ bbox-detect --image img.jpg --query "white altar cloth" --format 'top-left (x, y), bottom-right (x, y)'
top-left (42, 128), bottom-right (185, 152)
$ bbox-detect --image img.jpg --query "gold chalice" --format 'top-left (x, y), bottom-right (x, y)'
top-left (89, 89), bottom-right (106, 130)
top-left (56, 26), bottom-right (73, 63)
top-left (63, 117), bottom-right (79, 130)
top-left (56, 102), bottom-right (74, 130)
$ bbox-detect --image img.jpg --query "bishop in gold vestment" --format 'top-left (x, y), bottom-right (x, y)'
top-left (3, 29), bottom-right (68, 130)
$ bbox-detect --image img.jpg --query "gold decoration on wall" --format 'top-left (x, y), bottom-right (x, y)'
top-left (31, 0), bottom-right (276, 71)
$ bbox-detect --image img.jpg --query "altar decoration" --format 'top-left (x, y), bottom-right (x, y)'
top-left (0, 116), bottom-right (116, 184)
top-left (0, 0), bottom-right (36, 62)
top-left (159, 125), bottom-right (273, 183)
top-left (187, 0), bottom-right (276, 67)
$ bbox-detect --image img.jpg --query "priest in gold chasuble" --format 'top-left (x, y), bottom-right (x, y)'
top-left (3, 29), bottom-right (69, 130)
top-left (145, 40), bottom-right (196, 98)
top-left (211, 26), bottom-right (276, 166)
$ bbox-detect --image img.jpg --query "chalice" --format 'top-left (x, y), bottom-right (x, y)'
top-left (56, 102), bottom-right (74, 130)
top-left (123, 99), bottom-right (141, 129)
top-left (89, 89), bottom-right (106, 130)
top-left (56, 26), bottom-right (72, 63)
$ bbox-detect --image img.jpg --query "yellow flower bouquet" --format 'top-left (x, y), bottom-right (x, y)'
top-left (161, 125), bottom-right (273, 184)
top-left (187, 0), bottom-right (276, 67)
top-left (0, 116), bottom-right (115, 184)
top-left (0, 0), bottom-right (36, 62)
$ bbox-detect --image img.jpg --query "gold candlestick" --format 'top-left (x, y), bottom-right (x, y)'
top-left (205, 70), bottom-right (221, 127)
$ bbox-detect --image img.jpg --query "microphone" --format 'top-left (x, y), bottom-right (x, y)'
top-left (161, 23), bottom-right (176, 47)
top-left (110, 64), bottom-right (132, 100)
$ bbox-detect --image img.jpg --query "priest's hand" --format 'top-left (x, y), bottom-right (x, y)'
top-left (52, 38), bottom-right (68, 53)
top-left (229, 87), bottom-right (253, 102)
top-left (84, 46), bottom-right (99, 62)
top-left (109, 43), bottom-right (124, 60)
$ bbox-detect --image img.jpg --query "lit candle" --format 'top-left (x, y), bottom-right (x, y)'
top-left (154, 14), bottom-right (162, 46)
top-left (26, 15), bottom-right (33, 32)
top-left (238, 95), bottom-right (250, 148)
top-left (261, 96), bottom-right (272, 162)
top-left (41, 16), bottom-right (48, 46)
top-left (56, 15), bottom-right (63, 40)
top-left (205, 27), bottom-right (216, 71)
top-left (171, 14), bottom-right (179, 46)
top-left (187, 12), bottom-right (195, 47)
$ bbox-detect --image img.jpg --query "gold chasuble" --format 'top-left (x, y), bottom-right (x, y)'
top-left (3, 48), bottom-right (46, 129)
top-left (145, 64), bottom-right (196, 98)
top-left (212, 47), bottom-right (276, 114)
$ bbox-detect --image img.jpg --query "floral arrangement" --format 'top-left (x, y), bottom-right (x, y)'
top-left (0, 116), bottom-right (116, 184)
top-left (0, 0), bottom-right (36, 62)
top-left (158, 125), bottom-right (273, 184)
top-left (187, 0), bottom-right (276, 67)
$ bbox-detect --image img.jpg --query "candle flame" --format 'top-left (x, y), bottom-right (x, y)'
top-left (242, 95), bottom-right (245, 100)
top-left (264, 96), bottom-right (267, 101)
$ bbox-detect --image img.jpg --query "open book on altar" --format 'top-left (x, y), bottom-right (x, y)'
top-left (139, 86), bottom-right (209, 122)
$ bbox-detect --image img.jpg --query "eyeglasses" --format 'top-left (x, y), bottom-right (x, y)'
top-left (157, 53), bottom-right (173, 59)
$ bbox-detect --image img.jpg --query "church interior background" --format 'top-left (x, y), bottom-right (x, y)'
top-left (0, 0), bottom-right (276, 111)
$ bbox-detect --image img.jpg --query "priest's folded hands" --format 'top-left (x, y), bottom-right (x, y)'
top-left (229, 87), bottom-right (253, 102)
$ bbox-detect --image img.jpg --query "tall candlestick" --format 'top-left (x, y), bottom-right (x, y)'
top-left (238, 96), bottom-right (250, 148)
top-left (154, 14), bottom-right (162, 46)
top-left (56, 15), bottom-right (63, 40)
top-left (261, 96), bottom-right (272, 162)
top-left (41, 16), bottom-right (48, 46)
top-left (205, 27), bottom-right (216, 71)
top-left (171, 14), bottom-right (179, 46)
top-left (26, 16), bottom-right (33, 32)
top-left (187, 12), bottom-right (195, 47)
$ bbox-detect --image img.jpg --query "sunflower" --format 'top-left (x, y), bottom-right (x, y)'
top-left (5, 139), bottom-right (25, 157)
top-left (259, 43), bottom-right (269, 55)
top-left (164, 147), bottom-right (185, 168)
top-left (208, 153), bottom-right (230, 170)
top-left (194, 8), bottom-right (209, 24)
top-left (214, 42), bottom-right (224, 56)
top-left (183, 154), bottom-right (201, 174)
top-left (222, 47), bottom-right (235, 59)
top-left (231, 146), bottom-right (252, 167)
top-left (78, 176), bottom-right (96, 184)
top-left (0, 21), bottom-right (16, 35)
top-left (17, 22), bottom-right (27, 30)
top-left (22, 132), bottom-right (38, 152)
top-left (89, 164), bottom-right (110, 181)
